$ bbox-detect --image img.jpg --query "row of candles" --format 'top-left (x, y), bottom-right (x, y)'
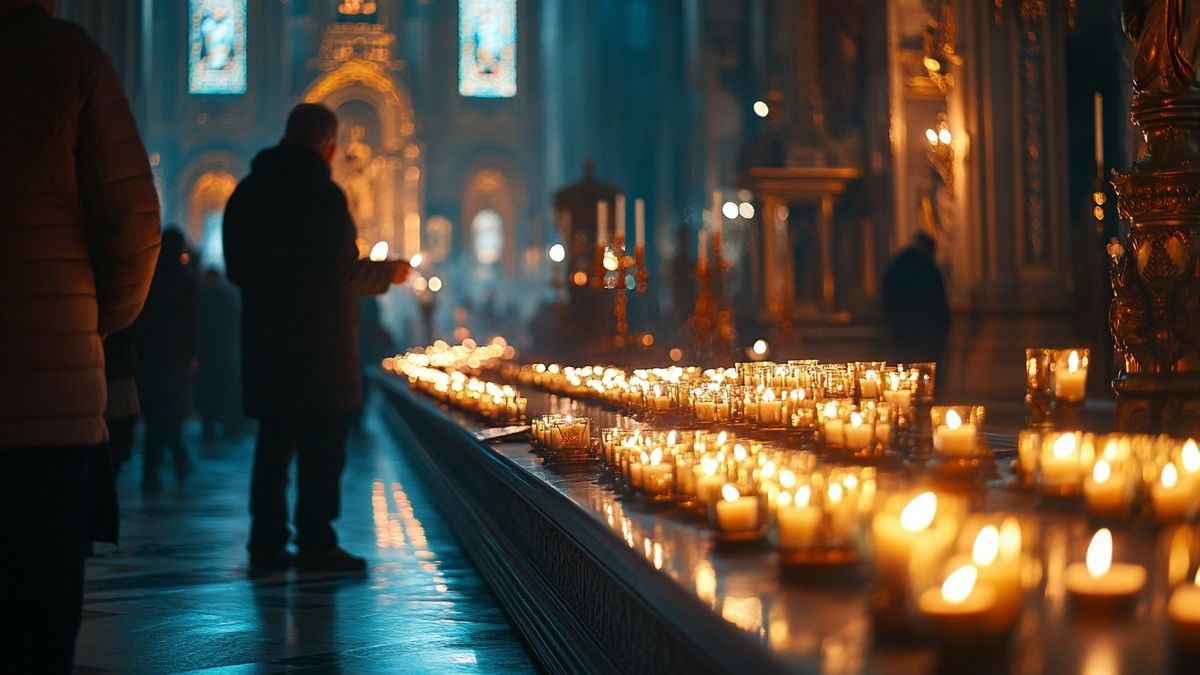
top-left (387, 352), bottom-right (527, 425)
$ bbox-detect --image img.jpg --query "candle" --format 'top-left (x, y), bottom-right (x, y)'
top-left (1169, 569), bottom-right (1200, 648)
top-left (615, 194), bottom-right (626, 245)
top-left (776, 485), bottom-right (821, 550)
top-left (860, 370), bottom-right (880, 399)
top-left (873, 492), bottom-right (958, 596)
top-left (1065, 528), bottom-right (1146, 611)
top-left (715, 483), bottom-right (760, 532)
top-left (970, 522), bottom-right (1023, 631)
top-left (715, 400), bottom-right (731, 422)
top-left (596, 199), bottom-right (608, 246)
top-left (823, 401), bottom-right (843, 448)
top-left (695, 455), bottom-right (725, 506)
top-left (843, 411), bottom-right (873, 451)
top-left (759, 389), bottom-right (782, 426)
top-left (918, 564), bottom-right (997, 636)
top-left (1151, 462), bottom-right (1193, 521)
top-left (1056, 349), bottom-right (1087, 402)
top-left (883, 373), bottom-right (913, 415)
top-left (712, 189), bottom-right (723, 237)
top-left (1083, 459), bottom-right (1129, 517)
top-left (695, 400), bottom-right (716, 423)
top-left (1094, 92), bottom-right (1104, 170)
top-left (634, 198), bottom-right (645, 249)
top-left (1039, 432), bottom-right (1082, 490)
top-left (934, 409), bottom-right (977, 457)
top-left (642, 447), bottom-right (673, 497)
top-left (698, 229), bottom-right (708, 268)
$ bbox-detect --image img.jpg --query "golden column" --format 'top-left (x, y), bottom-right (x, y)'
top-left (1110, 1), bottom-right (1200, 435)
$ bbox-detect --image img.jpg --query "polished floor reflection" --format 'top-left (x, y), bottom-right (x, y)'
top-left (75, 405), bottom-right (534, 673)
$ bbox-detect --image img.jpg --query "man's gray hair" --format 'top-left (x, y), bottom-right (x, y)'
top-left (283, 103), bottom-right (338, 152)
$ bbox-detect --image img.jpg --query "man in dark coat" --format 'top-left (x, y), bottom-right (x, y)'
top-left (0, 1), bottom-right (161, 669)
top-left (881, 232), bottom-right (951, 370)
top-left (223, 104), bottom-right (410, 574)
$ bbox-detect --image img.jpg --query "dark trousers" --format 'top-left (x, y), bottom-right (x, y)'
top-left (142, 414), bottom-right (188, 484)
top-left (249, 412), bottom-right (352, 553)
top-left (0, 446), bottom-right (92, 674)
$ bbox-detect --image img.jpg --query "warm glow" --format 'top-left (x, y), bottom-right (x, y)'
top-left (779, 469), bottom-right (796, 489)
top-left (721, 483), bottom-right (741, 503)
top-left (1162, 462), bottom-right (1180, 489)
top-left (824, 401), bottom-right (839, 420)
top-left (752, 339), bottom-right (768, 356)
top-left (850, 411), bottom-right (864, 428)
top-left (738, 202), bottom-right (755, 219)
top-left (548, 243), bottom-right (566, 263)
top-left (796, 484), bottom-right (811, 507)
top-left (603, 247), bottom-right (619, 271)
top-left (667, 429), bottom-right (677, 445)
top-left (925, 128), bottom-right (939, 144)
top-left (1183, 440), bottom-right (1200, 474)
top-left (999, 517), bottom-right (1022, 559)
top-left (716, 431), bottom-right (728, 445)
top-left (1086, 528), bottom-right (1113, 579)
top-left (572, 271), bottom-right (588, 286)
top-left (938, 127), bottom-right (952, 145)
top-left (941, 565), bottom-right (978, 605)
top-left (722, 201), bottom-right (739, 219)
top-left (1068, 349), bottom-right (1081, 372)
top-left (778, 491), bottom-right (792, 507)
top-left (369, 240), bottom-right (389, 261)
top-left (762, 389), bottom-right (776, 402)
top-left (753, 100), bottom-right (769, 117)
top-left (1093, 459), bottom-right (1112, 484)
top-left (701, 456), bottom-right (719, 477)
top-left (828, 482), bottom-right (844, 503)
top-left (409, 252), bottom-right (423, 268)
top-left (973, 525), bottom-right (1000, 566)
top-left (1195, 567), bottom-right (1200, 587)
top-left (734, 444), bottom-right (748, 462)
top-left (899, 492), bottom-right (937, 532)
top-left (1053, 432), bottom-right (1078, 459)
top-left (649, 448), bottom-right (663, 465)
top-left (428, 276), bottom-right (443, 292)
top-left (843, 474), bottom-right (858, 491)
top-left (945, 408), bottom-right (962, 431)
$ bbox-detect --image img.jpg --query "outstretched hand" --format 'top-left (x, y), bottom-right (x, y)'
top-left (390, 260), bottom-right (413, 284)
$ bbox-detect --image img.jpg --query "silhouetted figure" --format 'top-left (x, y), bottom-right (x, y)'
top-left (196, 268), bottom-right (245, 440)
top-left (223, 103), bottom-right (411, 574)
top-left (882, 232), bottom-right (950, 369)
top-left (355, 295), bottom-right (395, 429)
top-left (0, 2), bottom-right (161, 668)
top-left (137, 228), bottom-right (198, 492)
top-left (104, 325), bottom-right (140, 476)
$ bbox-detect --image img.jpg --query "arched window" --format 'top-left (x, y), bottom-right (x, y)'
top-left (472, 209), bottom-right (504, 265)
top-left (458, 0), bottom-right (516, 98)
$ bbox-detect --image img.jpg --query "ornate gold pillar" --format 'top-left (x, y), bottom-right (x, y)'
top-left (1109, 2), bottom-right (1200, 436)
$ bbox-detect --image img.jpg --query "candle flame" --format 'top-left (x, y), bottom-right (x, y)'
top-left (1102, 439), bottom-right (1120, 461)
top-left (945, 409), bottom-right (962, 431)
top-left (716, 431), bottom-right (728, 445)
top-left (796, 484), bottom-right (812, 507)
top-left (899, 492), bottom-right (937, 532)
top-left (1068, 349), bottom-right (1081, 372)
top-left (779, 468), bottom-right (796, 489)
top-left (1086, 528), bottom-right (1113, 579)
top-left (409, 252), bottom-right (423, 268)
top-left (850, 411), bottom-right (864, 428)
top-left (1195, 567), bottom-right (1200, 587)
top-left (941, 565), bottom-right (978, 605)
top-left (763, 389), bottom-right (776, 402)
top-left (1093, 458), bottom-right (1112, 484)
top-left (1162, 462), bottom-right (1179, 489)
top-left (369, 240), bottom-right (389, 261)
top-left (1053, 433), bottom-right (1078, 459)
top-left (778, 491), bottom-right (792, 508)
top-left (721, 483), bottom-right (741, 502)
top-left (843, 474), bottom-right (859, 491)
top-left (973, 525), bottom-right (1000, 566)
top-left (667, 429), bottom-right (677, 445)
top-left (796, 388), bottom-right (806, 401)
top-left (649, 448), bottom-right (663, 465)
top-left (824, 401), bottom-right (839, 420)
top-left (1183, 440), bottom-right (1200, 474)
top-left (828, 483), bottom-right (844, 503)
top-left (701, 456), bottom-right (719, 477)
top-left (999, 517), bottom-right (1022, 559)
top-left (761, 460), bottom-right (776, 479)
top-left (734, 444), bottom-right (748, 462)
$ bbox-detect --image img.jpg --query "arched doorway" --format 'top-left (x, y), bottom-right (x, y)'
top-left (185, 167), bottom-right (238, 271)
top-left (303, 59), bottom-right (422, 258)
top-left (461, 164), bottom-right (524, 275)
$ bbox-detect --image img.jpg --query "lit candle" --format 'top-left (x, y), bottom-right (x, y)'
top-left (642, 447), bottom-right (673, 497)
top-left (970, 521), bottom-right (1023, 631)
top-left (369, 240), bottom-right (389, 261)
top-left (1065, 528), bottom-right (1146, 611)
top-left (873, 492), bottom-right (958, 595)
top-left (596, 199), bottom-right (608, 246)
top-left (1083, 458), bottom-right (1129, 517)
top-left (1039, 432), bottom-right (1082, 490)
top-left (615, 193), bottom-right (627, 245)
top-left (1151, 462), bottom-right (1193, 521)
top-left (715, 483), bottom-right (760, 533)
top-left (918, 564), bottom-right (997, 635)
top-left (883, 372), bottom-right (913, 415)
top-left (776, 485), bottom-right (821, 550)
top-left (1169, 569), bottom-right (1200, 648)
top-left (843, 411), bottom-right (873, 451)
top-left (860, 370), bottom-right (880, 399)
top-left (634, 198), bottom-right (645, 249)
top-left (695, 398), bottom-right (716, 423)
top-left (758, 389), bottom-right (782, 426)
top-left (934, 409), bottom-right (977, 457)
top-left (695, 455), bottom-right (725, 506)
top-left (1056, 350), bottom-right (1087, 402)
top-left (823, 401), bottom-right (843, 448)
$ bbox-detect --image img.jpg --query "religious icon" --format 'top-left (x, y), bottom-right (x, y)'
top-left (458, 0), bottom-right (517, 98)
top-left (188, 0), bottom-right (247, 95)
top-left (334, 125), bottom-right (379, 238)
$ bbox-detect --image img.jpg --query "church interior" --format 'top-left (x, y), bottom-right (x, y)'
top-left (23, 0), bottom-right (1200, 672)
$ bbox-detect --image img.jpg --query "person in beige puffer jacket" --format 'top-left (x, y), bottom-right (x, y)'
top-left (0, 1), bottom-right (161, 670)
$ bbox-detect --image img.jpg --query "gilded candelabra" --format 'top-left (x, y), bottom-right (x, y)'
top-left (689, 228), bottom-right (735, 358)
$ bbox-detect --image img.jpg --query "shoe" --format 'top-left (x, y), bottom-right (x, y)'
top-left (296, 546), bottom-right (368, 574)
top-left (249, 548), bottom-right (296, 574)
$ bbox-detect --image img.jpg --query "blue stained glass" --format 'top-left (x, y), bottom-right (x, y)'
top-left (188, 0), bottom-right (247, 95)
top-left (458, 0), bottom-right (517, 98)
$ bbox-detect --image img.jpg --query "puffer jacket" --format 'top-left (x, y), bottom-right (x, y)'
top-left (0, 5), bottom-right (161, 448)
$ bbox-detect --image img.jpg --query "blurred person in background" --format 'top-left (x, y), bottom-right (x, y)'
top-left (197, 267), bottom-right (247, 441)
top-left (136, 228), bottom-right (198, 493)
top-left (0, 0), bottom-right (161, 669)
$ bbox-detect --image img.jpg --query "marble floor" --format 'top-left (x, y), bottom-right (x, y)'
top-left (75, 404), bottom-right (535, 674)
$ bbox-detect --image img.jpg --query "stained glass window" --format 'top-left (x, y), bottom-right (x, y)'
top-left (188, 0), bottom-right (247, 95)
top-left (458, 0), bottom-right (517, 98)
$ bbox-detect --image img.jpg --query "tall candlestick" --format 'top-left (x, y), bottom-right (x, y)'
top-left (635, 198), bottom-right (645, 249)
top-left (615, 194), bottom-right (626, 245)
top-left (711, 189), bottom-right (723, 237)
top-left (597, 200), bottom-right (608, 247)
top-left (1094, 92), bottom-right (1104, 173)
top-left (698, 229), bottom-right (708, 268)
